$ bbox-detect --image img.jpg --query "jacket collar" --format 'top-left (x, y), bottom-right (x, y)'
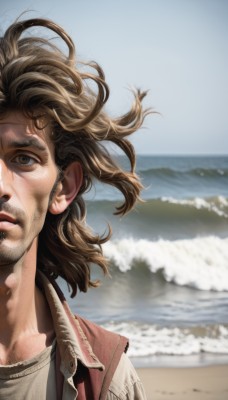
top-left (36, 271), bottom-right (104, 378)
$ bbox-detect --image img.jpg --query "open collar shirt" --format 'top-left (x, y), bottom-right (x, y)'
top-left (37, 272), bottom-right (147, 400)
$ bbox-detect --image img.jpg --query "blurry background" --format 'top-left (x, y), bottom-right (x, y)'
top-left (1, 0), bottom-right (228, 367)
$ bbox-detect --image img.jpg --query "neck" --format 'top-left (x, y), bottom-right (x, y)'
top-left (0, 261), bottom-right (36, 344)
top-left (0, 240), bottom-right (54, 364)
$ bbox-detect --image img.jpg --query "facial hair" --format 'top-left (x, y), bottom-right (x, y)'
top-left (0, 232), bottom-right (6, 240)
top-left (0, 203), bottom-right (26, 266)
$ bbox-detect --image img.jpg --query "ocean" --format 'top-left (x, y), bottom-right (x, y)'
top-left (60, 155), bottom-right (228, 367)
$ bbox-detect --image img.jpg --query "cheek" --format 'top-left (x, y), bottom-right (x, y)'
top-left (19, 174), bottom-right (57, 219)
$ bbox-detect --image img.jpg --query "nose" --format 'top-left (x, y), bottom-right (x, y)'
top-left (0, 160), bottom-right (12, 202)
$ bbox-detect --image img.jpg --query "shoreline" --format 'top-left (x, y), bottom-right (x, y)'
top-left (130, 353), bottom-right (228, 369)
top-left (136, 364), bottom-right (228, 400)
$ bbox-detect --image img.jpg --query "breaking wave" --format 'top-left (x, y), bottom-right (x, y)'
top-left (103, 236), bottom-right (228, 291)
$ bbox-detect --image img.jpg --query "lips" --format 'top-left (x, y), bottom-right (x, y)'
top-left (0, 213), bottom-right (17, 225)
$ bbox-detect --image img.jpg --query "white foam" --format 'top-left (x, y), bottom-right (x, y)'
top-left (103, 322), bottom-right (228, 357)
top-left (161, 196), bottom-right (228, 218)
top-left (103, 236), bottom-right (228, 291)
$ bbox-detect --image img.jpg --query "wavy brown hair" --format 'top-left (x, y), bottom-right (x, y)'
top-left (0, 17), bottom-right (151, 296)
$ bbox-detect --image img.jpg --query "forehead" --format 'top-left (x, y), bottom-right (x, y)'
top-left (0, 112), bottom-right (52, 146)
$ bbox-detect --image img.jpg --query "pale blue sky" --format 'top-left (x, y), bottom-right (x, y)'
top-left (1, 0), bottom-right (228, 154)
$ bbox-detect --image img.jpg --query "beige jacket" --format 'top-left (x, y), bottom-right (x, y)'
top-left (37, 272), bottom-right (147, 399)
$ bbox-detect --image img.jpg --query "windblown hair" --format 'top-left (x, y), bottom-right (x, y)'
top-left (0, 17), bottom-right (151, 296)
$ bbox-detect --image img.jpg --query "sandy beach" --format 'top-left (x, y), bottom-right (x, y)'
top-left (137, 364), bottom-right (228, 400)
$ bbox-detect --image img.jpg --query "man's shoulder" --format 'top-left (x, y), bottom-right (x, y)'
top-left (75, 316), bottom-right (147, 399)
top-left (74, 315), bottom-right (130, 399)
top-left (107, 353), bottom-right (147, 400)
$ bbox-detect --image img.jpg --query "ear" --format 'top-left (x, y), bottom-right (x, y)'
top-left (49, 161), bottom-right (83, 215)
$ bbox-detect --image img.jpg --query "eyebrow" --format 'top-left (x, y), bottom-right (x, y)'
top-left (8, 137), bottom-right (48, 152)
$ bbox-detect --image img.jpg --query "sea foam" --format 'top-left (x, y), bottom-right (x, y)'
top-left (103, 236), bottom-right (228, 291)
top-left (103, 322), bottom-right (228, 357)
top-left (161, 196), bottom-right (228, 218)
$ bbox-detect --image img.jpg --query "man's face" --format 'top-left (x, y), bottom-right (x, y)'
top-left (0, 112), bottom-right (59, 266)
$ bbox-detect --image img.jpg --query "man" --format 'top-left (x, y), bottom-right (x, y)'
top-left (0, 17), bottom-right (149, 399)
